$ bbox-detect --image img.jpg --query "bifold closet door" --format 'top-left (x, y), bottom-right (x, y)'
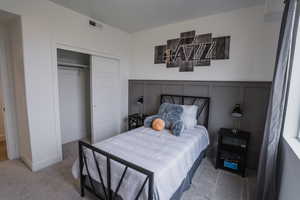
top-left (90, 55), bottom-right (120, 144)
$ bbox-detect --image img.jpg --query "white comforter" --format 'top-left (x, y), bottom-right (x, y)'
top-left (72, 126), bottom-right (209, 200)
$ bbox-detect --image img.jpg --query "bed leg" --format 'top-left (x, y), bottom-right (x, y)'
top-left (80, 187), bottom-right (85, 197)
top-left (80, 176), bottom-right (85, 197)
top-left (80, 188), bottom-right (85, 197)
top-left (79, 141), bottom-right (85, 197)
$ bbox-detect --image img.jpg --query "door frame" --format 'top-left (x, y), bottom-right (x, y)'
top-left (51, 42), bottom-right (121, 161)
top-left (0, 79), bottom-right (8, 160)
top-left (0, 28), bottom-right (19, 160)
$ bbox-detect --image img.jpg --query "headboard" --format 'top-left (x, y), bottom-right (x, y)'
top-left (160, 94), bottom-right (210, 128)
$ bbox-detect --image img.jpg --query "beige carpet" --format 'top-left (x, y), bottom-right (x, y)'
top-left (0, 141), bottom-right (256, 200)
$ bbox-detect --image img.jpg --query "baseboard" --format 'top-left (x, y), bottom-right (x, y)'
top-left (27, 155), bottom-right (62, 172)
top-left (21, 155), bottom-right (33, 170)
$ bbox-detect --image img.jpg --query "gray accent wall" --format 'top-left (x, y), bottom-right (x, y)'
top-left (129, 80), bottom-right (271, 169)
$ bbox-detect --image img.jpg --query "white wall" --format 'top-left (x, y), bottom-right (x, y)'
top-left (0, 0), bottom-right (131, 171)
top-left (264, 0), bottom-right (284, 21)
top-left (278, 140), bottom-right (300, 200)
top-left (58, 69), bottom-right (90, 144)
top-left (282, 22), bottom-right (300, 142)
top-left (131, 5), bottom-right (280, 81)
top-left (279, 14), bottom-right (300, 200)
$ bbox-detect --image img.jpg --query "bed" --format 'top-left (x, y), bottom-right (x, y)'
top-left (73, 94), bottom-right (210, 200)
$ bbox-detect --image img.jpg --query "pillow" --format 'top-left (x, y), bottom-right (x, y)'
top-left (181, 105), bottom-right (198, 129)
top-left (152, 118), bottom-right (165, 131)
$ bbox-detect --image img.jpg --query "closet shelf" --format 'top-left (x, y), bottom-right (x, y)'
top-left (57, 62), bottom-right (89, 69)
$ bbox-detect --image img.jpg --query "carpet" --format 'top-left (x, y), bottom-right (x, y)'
top-left (0, 141), bottom-right (256, 200)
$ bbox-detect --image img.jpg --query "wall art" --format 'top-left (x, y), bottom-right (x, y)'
top-left (154, 31), bottom-right (230, 72)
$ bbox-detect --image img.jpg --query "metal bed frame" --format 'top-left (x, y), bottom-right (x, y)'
top-left (79, 94), bottom-right (210, 200)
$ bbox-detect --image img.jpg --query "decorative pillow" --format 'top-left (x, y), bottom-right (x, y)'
top-left (144, 103), bottom-right (185, 136)
top-left (152, 118), bottom-right (165, 131)
top-left (181, 105), bottom-right (198, 129)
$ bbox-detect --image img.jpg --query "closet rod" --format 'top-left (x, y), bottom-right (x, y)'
top-left (58, 66), bottom-right (89, 72)
top-left (57, 62), bottom-right (89, 69)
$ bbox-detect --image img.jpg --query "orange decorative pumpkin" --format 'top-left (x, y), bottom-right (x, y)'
top-left (152, 118), bottom-right (165, 131)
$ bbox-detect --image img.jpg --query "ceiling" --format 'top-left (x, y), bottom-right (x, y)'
top-left (49, 0), bottom-right (265, 33)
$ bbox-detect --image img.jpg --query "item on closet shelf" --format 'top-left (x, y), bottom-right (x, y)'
top-left (152, 118), bottom-right (165, 131)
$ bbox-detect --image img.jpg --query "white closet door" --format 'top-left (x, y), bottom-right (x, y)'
top-left (90, 55), bottom-right (120, 144)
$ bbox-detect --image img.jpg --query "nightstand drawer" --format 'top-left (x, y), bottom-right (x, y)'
top-left (220, 143), bottom-right (246, 153)
top-left (222, 136), bottom-right (247, 147)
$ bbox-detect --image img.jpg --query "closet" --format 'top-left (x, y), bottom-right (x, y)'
top-left (57, 49), bottom-right (91, 144)
top-left (57, 49), bottom-right (121, 146)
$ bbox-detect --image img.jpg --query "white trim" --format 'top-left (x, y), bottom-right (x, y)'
top-left (0, 23), bottom-right (20, 160)
top-left (21, 155), bottom-right (33, 170)
top-left (50, 41), bottom-right (63, 168)
top-left (283, 136), bottom-right (300, 160)
top-left (56, 42), bottom-right (121, 61)
top-left (21, 152), bottom-right (62, 172)
top-left (20, 17), bottom-right (35, 164)
top-left (31, 155), bottom-right (62, 172)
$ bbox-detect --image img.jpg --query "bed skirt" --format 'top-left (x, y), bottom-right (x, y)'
top-left (170, 150), bottom-right (206, 200)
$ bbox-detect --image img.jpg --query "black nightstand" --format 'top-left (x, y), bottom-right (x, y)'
top-left (128, 113), bottom-right (148, 130)
top-left (215, 128), bottom-right (250, 177)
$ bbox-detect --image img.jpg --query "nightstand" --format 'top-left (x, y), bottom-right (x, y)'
top-left (215, 128), bottom-right (250, 177)
top-left (128, 113), bottom-right (148, 130)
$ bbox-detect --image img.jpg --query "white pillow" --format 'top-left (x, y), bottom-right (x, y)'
top-left (181, 105), bottom-right (198, 129)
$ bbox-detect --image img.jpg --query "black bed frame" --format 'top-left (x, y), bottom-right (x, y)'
top-left (79, 94), bottom-right (210, 200)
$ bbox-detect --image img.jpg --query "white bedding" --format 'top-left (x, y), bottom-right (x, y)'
top-left (72, 126), bottom-right (209, 200)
